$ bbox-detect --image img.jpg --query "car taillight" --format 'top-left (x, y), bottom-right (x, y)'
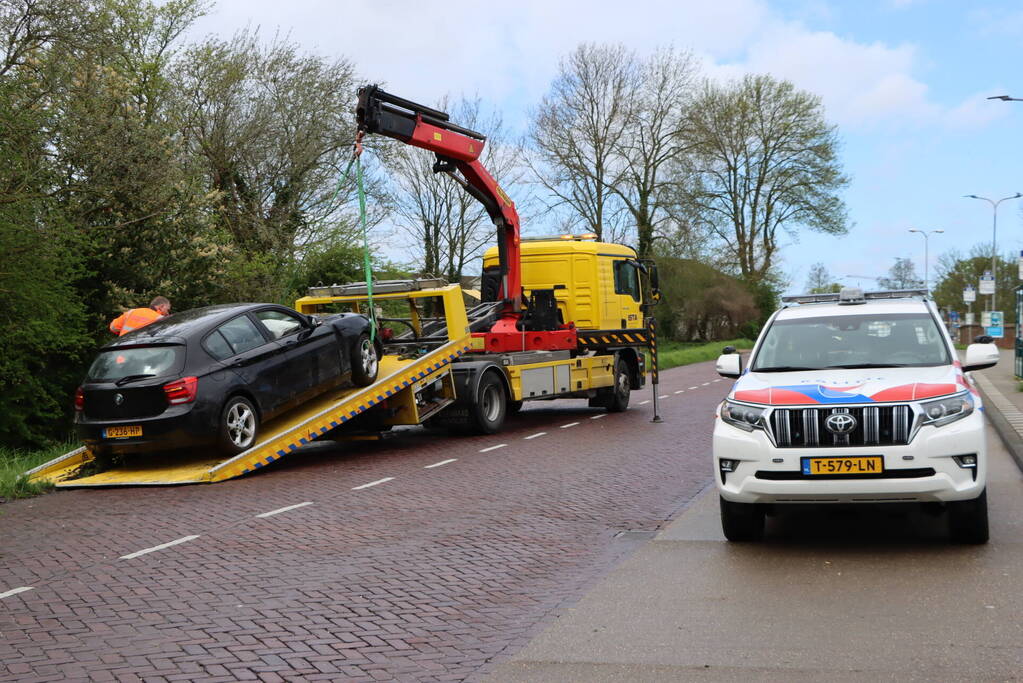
top-left (163, 376), bottom-right (198, 405)
top-left (74, 386), bottom-right (84, 412)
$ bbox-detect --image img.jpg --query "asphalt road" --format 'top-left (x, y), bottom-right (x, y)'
top-left (0, 362), bottom-right (729, 682)
top-left (488, 422), bottom-right (1023, 682)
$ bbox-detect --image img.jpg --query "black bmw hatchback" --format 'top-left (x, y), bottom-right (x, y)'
top-left (75, 303), bottom-right (379, 456)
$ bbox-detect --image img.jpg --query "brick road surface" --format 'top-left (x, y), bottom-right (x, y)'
top-left (0, 362), bottom-right (730, 681)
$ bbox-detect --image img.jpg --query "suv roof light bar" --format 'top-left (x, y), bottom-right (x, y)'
top-left (781, 288), bottom-right (929, 305)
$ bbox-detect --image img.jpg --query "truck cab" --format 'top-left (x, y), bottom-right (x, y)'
top-left (481, 235), bottom-right (655, 331)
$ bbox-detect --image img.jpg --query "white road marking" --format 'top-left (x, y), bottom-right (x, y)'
top-left (479, 444), bottom-right (507, 452)
top-left (702, 382), bottom-right (711, 386)
top-left (120, 535), bottom-right (200, 560)
top-left (639, 400), bottom-right (650, 405)
top-left (0, 586), bottom-right (34, 600)
top-left (256, 502), bottom-right (313, 518)
top-left (713, 379), bottom-right (723, 382)
top-left (590, 414), bottom-right (606, 420)
top-left (688, 386), bottom-right (698, 390)
top-left (674, 390), bottom-right (685, 394)
top-left (352, 477), bottom-right (394, 490)
top-left (561, 422), bottom-right (580, 429)
top-left (425, 458), bottom-right (457, 469)
top-left (658, 394), bottom-right (669, 399)
top-left (524, 432), bottom-right (547, 440)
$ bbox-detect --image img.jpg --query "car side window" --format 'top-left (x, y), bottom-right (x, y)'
top-left (255, 309), bottom-right (305, 341)
top-left (203, 330), bottom-right (234, 361)
top-left (217, 315), bottom-right (266, 355)
top-left (614, 260), bottom-right (641, 302)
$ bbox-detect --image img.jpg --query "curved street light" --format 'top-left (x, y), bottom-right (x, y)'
top-left (963, 193), bottom-right (1022, 310)
top-left (908, 229), bottom-right (944, 294)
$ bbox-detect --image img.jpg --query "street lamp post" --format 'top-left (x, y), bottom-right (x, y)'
top-left (908, 229), bottom-right (944, 294)
top-left (964, 193), bottom-right (1022, 310)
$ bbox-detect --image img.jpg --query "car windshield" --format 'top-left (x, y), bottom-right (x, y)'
top-left (752, 312), bottom-right (951, 371)
top-left (87, 345), bottom-right (185, 382)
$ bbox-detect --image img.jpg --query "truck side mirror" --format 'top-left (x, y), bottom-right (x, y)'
top-left (963, 342), bottom-right (999, 372)
top-left (716, 353), bottom-right (743, 379)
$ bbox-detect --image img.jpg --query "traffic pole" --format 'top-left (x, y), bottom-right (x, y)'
top-left (648, 317), bottom-right (662, 423)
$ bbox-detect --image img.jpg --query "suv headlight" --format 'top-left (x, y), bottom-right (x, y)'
top-left (919, 392), bottom-right (974, 427)
top-left (720, 400), bottom-right (767, 432)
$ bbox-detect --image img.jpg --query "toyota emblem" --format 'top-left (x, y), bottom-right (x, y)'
top-left (114, 393), bottom-right (124, 406)
top-left (825, 412), bottom-right (857, 434)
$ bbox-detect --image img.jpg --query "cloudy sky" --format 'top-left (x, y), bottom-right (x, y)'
top-left (191, 0), bottom-right (1023, 294)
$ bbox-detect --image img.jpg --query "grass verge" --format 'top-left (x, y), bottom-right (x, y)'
top-left (0, 442), bottom-right (70, 501)
top-left (655, 338), bottom-right (755, 371)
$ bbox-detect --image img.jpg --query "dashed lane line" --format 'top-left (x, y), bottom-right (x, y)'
top-left (120, 535), bottom-right (200, 560)
top-left (658, 394), bottom-right (669, 399)
top-left (0, 586), bottom-right (34, 600)
top-left (702, 382), bottom-right (711, 386)
top-left (590, 414), bottom-right (607, 420)
top-left (713, 379), bottom-right (723, 382)
top-left (524, 432), bottom-right (546, 439)
top-left (561, 422), bottom-right (580, 429)
top-left (639, 400), bottom-right (650, 405)
top-left (425, 458), bottom-right (457, 469)
top-left (479, 444), bottom-right (507, 453)
top-left (688, 386), bottom-right (699, 390)
top-left (352, 477), bottom-right (394, 490)
top-left (256, 502), bottom-right (313, 518)
top-left (674, 390), bottom-right (685, 394)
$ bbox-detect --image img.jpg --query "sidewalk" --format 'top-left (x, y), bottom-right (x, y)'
top-left (971, 347), bottom-right (1023, 474)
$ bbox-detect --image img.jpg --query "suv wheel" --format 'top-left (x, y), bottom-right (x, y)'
top-left (720, 496), bottom-right (765, 542)
top-left (947, 489), bottom-right (989, 544)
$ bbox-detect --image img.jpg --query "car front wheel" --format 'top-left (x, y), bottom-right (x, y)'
top-left (219, 396), bottom-right (259, 455)
top-left (947, 489), bottom-right (989, 544)
top-left (720, 496), bottom-right (765, 542)
top-left (351, 333), bottom-right (379, 387)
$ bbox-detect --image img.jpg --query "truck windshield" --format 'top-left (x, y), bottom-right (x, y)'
top-left (87, 345), bottom-right (185, 382)
top-left (752, 312), bottom-right (951, 371)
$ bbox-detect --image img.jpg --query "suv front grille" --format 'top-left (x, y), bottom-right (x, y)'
top-left (770, 405), bottom-right (913, 447)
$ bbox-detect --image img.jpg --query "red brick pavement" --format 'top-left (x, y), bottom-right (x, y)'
top-left (0, 362), bottom-right (730, 681)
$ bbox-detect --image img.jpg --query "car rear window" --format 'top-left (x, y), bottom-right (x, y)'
top-left (87, 345), bottom-right (185, 381)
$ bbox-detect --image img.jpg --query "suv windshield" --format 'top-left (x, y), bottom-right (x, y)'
top-left (752, 312), bottom-right (951, 371)
top-left (87, 345), bottom-right (185, 382)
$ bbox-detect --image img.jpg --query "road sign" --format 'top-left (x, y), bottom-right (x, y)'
top-left (982, 311), bottom-right (992, 327)
top-left (965, 312), bottom-right (974, 325)
top-left (963, 285), bottom-right (976, 303)
top-left (949, 311), bottom-right (959, 322)
top-left (979, 271), bottom-right (995, 295)
top-left (987, 310), bottom-right (1004, 338)
top-left (1018, 251), bottom-right (1023, 280)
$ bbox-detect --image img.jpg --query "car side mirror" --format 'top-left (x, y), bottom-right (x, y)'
top-left (963, 342), bottom-right (999, 372)
top-left (307, 314), bottom-right (322, 328)
top-left (716, 353), bottom-right (743, 379)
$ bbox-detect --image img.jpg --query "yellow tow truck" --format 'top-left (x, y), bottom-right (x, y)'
top-left (28, 87), bottom-right (661, 487)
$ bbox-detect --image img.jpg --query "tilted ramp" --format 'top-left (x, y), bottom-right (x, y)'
top-left (27, 337), bottom-right (471, 487)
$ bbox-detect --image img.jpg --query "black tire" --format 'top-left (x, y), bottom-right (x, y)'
top-left (507, 400), bottom-right (524, 415)
top-left (948, 489), bottom-right (989, 544)
top-left (351, 332), bottom-right (379, 387)
top-left (469, 372), bottom-right (507, 434)
top-left (603, 357), bottom-right (631, 412)
top-left (218, 395), bottom-right (259, 455)
top-left (720, 496), bottom-right (765, 542)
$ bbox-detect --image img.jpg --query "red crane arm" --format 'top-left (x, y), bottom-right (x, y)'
top-left (356, 85), bottom-right (521, 315)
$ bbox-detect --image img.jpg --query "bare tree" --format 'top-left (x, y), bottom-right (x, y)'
top-left (528, 43), bottom-right (634, 244)
top-left (805, 262), bottom-right (840, 293)
top-left (384, 95), bottom-right (525, 281)
top-left (878, 257), bottom-right (923, 290)
top-left (684, 74), bottom-right (849, 285)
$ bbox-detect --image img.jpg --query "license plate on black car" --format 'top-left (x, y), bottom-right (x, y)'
top-left (103, 425), bottom-right (142, 439)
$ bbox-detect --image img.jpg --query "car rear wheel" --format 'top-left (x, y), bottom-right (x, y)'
top-left (947, 489), bottom-right (989, 544)
top-left (720, 496), bottom-right (765, 542)
top-left (352, 333), bottom-right (379, 387)
top-left (218, 396), bottom-right (259, 455)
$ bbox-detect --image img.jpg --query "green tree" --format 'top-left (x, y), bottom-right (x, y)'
top-left (931, 246), bottom-right (1016, 315)
top-left (683, 74), bottom-right (850, 287)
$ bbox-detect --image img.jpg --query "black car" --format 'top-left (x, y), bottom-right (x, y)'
top-left (75, 303), bottom-right (380, 456)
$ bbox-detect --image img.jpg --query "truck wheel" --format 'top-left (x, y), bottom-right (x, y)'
top-left (470, 372), bottom-right (507, 434)
top-left (605, 357), bottom-right (631, 412)
top-left (218, 396), bottom-right (259, 455)
top-left (947, 489), bottom-right (989, 544)
top-left (720, 496), bottom-right (765, 542)
top-left (351, 333), bottom-right (379, 387)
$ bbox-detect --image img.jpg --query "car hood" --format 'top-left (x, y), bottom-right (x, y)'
top-left (729, 365), bottom-right (972, 405)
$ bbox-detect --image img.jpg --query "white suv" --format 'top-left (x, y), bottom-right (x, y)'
top-left (713, 288), bottom-right (1000, 543)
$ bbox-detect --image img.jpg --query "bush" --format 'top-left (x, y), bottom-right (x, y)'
top-left (654, 257), bottom-right (760, 342)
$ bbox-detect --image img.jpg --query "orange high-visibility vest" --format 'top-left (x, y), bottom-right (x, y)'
top-left (109, 307), bottom-right (164, 336)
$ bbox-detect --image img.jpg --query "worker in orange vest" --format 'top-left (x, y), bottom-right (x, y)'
top-left (109, 296), bottom-right (171, 336)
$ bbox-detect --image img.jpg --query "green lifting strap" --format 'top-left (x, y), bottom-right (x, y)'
top-left (326, 152), bottom-right (376, 343)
